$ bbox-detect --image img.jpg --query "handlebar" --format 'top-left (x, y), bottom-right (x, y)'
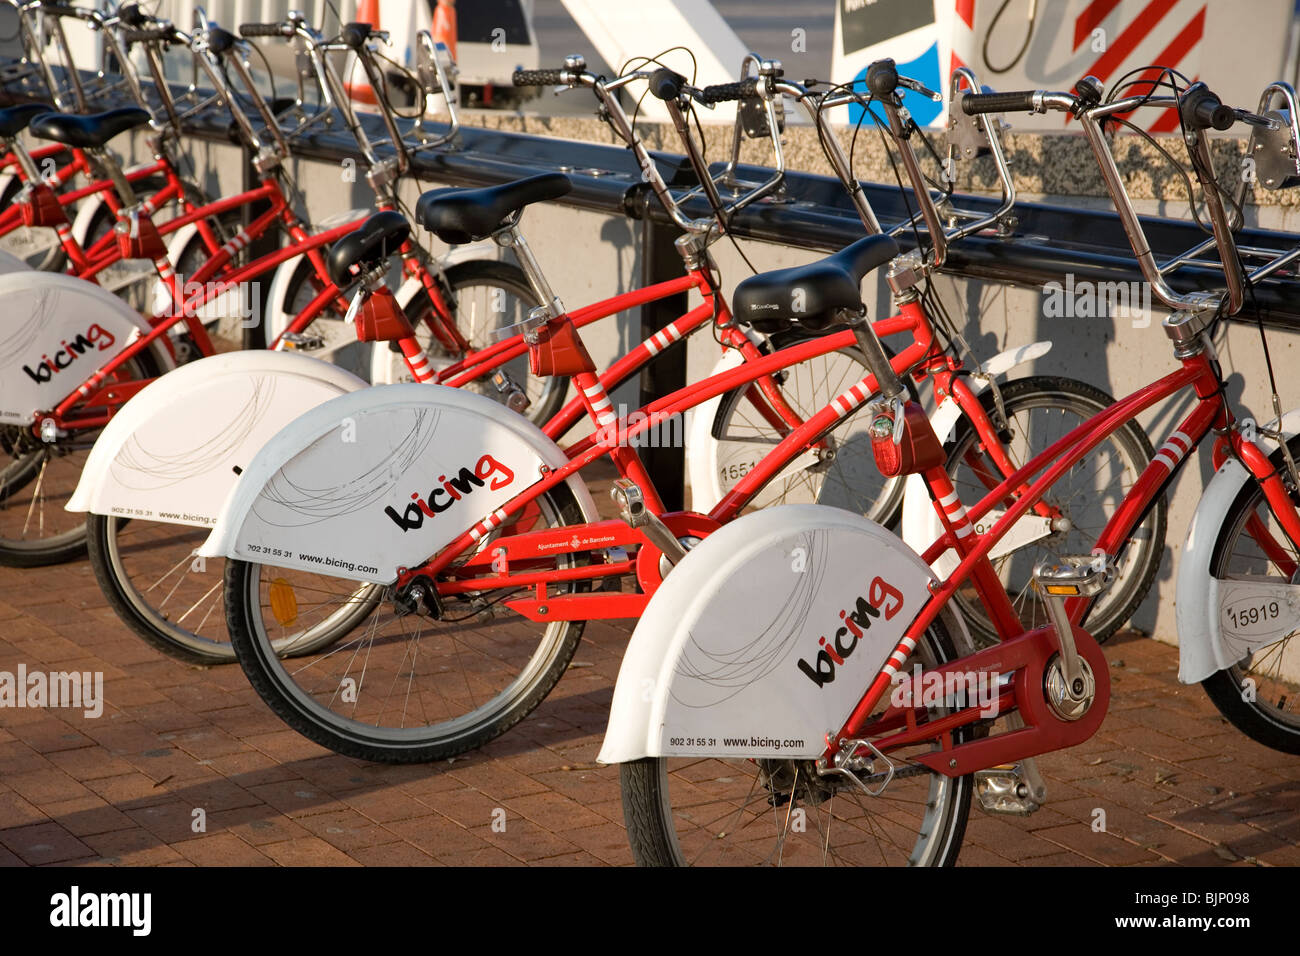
top-left (340, 21), bottom-right (380, 49)
top-left (512, 58), bottom-right (785, 236)
top-left (230, 14), bottom-right (460, 187)
top-left (971, 77), bottom-right (1256, 314)
top-left (206, 26), bottom-right (237, 56)
top-left (31, 2), bottom-right (84, 17)
top-left (1180, 82), bottom-right (1236, 131)
top-left (122, 25), bottom-right (175, 44)
top-left (960, 90), bottom-right (1040, 115)
top-left (697, 77), bottom-right (759, 104)
top-left (512, 69), bottom-right (567, 87)
top-left (238, 22), bottom-right (292, 38)
top-left (648, 68), bottom-right (686, 102)
top-left (117, 2), bottom-right (146, 27)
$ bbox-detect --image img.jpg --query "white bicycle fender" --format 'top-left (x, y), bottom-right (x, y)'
top-left (597, 504), bottom-right (935, 764)
top-left (0, 248), bottom-right (29, 274)
top-left (901, 341), bottom-right (1054, 573)
top-left (1176, 408), bottom-right (1300, 684)
top-left (0, 272), bottom-right (163, 427)
top-left (0, 172), bottom-right (39, 272)
top-left (67, 352), bottom-right (367, 528)
top-left (199, 383), bottom-right (599, 583)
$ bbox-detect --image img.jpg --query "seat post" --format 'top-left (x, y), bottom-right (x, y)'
top-left (88, 146), bottom-right (137, 208)
top-left (844, 309), bottom-right (907, 402)
top-left (495, 225), bottom-right (563, 320)
top-left (4, 135), bottom-right (44, 184)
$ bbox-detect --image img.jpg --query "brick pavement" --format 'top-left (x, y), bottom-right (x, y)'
top-left (1, 549), bottom-right (1299, 866)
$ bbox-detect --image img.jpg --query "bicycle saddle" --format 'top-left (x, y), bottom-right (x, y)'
top-left (416, 173), bottom-right (572, 245)
top-left (731, 235), bottom-right (900, 333)
top-left (29, 107), bottom-right (152, 149)
top-left (0, 103), bottom-right (53, 139)
top-left (327, 210), bottom-right (411, 287)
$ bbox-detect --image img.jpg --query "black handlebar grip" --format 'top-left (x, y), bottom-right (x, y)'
top-left (649, 68), bottom-right (686, 102)
top-left (118, 2), bottom-right (146, 26)
top-left (341, 22), bottom-right (372, 50)
top-left (34, 4), bottom-right (84, 17)
top-left (122, 26), bottom-right (173, 44)
top-left (239, 23), bottom-right (287, 38)
top-left (1180, 83), bottom-right (1235, 131)
top-left (512, 69), bottom-right (565, 86)
top-left (697, 77), bottom-right (759, 104)
top-left (960, 90), bottom-right (1038, 114)
top-left (866, 59), bottom-right (899, 98)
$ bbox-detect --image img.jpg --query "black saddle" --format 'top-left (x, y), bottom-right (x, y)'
top-left (0, 104), bottom-right (52, 139)
top-left (327, 210), bottom-right (410, 287)
top-left (29, 107), bottom-right (152, 149)
top-left (416, 173), bottom-right (571, 244)
top-left (731, 235), bottom-right (900, 333)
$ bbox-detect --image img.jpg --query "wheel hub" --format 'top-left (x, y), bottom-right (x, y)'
top-left (757, 759), bottom-right (836, 807)
top-left (392, 575), bottom-right (443, 619)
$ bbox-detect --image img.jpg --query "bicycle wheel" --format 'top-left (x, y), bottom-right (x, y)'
top-left (370, 260), bottom-right (568, 427)
top-left (945, 375), bottom-right (1164, 644)
top-left (0, 348), bottom-right (166, 568)
top-left (225, 483), bottom-right (589, 762)
top-left (1201, 436), bottom-right (1300, 753)
top-left (620, 617), bottom-right (972, 866)
top-left (86, 513), bottom-right (345, 666)
top-left (704, 331), bottom-right (910, 525)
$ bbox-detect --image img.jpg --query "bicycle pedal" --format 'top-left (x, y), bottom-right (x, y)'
top-left (491, 370), bottom-right (530, 413)
top-left (610, 479), bottom-right (687, 565)
top-left (1032, 556), bottom-right (1112, 597)
top-left (974, 764), bottom-right (1045, 816)
top-left (280, 331), bottom-right (327, 352)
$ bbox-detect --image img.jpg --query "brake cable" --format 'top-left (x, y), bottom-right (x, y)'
top-left (983, 0), bottom-right (1038, 75)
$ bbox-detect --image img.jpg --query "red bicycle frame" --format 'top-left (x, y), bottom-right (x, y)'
top-left (829, 347), bottom-right (1300, 773)
top-left (392, 298), bottom-right (940, 618)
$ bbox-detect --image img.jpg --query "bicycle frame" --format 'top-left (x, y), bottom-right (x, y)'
top-left (388, 298), bottom-right (939, 618)
top-left (829, 346), bottom-right (1300, 772)
top-left (38, 197), bottom-right (382, 429)
top-left (0, 151), bottom-right (167, 231)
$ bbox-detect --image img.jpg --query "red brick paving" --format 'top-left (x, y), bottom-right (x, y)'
top-left (2, 553), bottom-right (1300, 867)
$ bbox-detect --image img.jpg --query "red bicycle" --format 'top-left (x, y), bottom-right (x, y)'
top-left (607, 66), bottom-right (1300, 866)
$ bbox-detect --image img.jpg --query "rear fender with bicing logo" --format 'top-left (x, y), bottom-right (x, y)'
top-left (199, 383), bottom-right (599, 584)
top-left (0, 271), bottom-right (171, 427)
top-left (596, 504), bottom-right (936, 763)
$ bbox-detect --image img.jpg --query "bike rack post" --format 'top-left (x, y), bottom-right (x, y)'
top-left (638, 217), bottom-right (688, 512)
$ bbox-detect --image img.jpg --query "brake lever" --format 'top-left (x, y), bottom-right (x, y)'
top-left (898, 76), bottom-right (942, 103)
top-left (685, 87), bottom-right (717, 110)
top-left (1235, 109), bottom-right (1281, 130)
